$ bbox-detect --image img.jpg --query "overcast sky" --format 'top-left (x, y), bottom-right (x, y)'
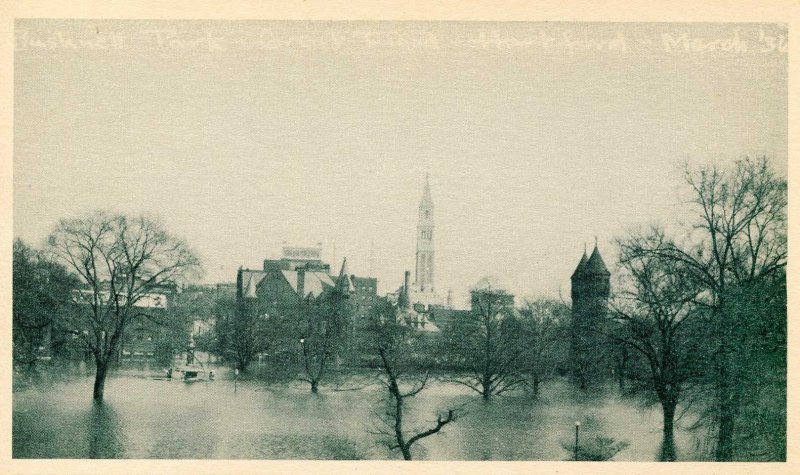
top-left (14, 21), bottom-right (787, 307)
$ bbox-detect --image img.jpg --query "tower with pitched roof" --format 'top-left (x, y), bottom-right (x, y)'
top-left (571, 241), bottom-right (610, 306)
top-left (569, 240), bottom-right (611, 389)
top-left (415, 174), bottom-right (435, 292)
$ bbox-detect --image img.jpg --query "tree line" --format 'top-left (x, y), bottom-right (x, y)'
top-left (12, 156), bottom-right (786, 461)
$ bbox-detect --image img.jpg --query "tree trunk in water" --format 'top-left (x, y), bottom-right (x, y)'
top-left (93, 362), bottom-right (108, 402)
top-left (716, 395), bottom-right (735, 461)
top-left (660, 401), bottom-right (677, 461)
top-left (400, 445), bottom-right (412, 461)
top-left (715, 350), bottom-right (735, 461)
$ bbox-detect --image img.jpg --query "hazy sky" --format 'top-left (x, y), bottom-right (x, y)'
top-left (14, 21), bottom-right (787, 307)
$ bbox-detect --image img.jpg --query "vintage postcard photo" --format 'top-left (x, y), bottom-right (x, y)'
top-left (4, 5), bottom-right (793, 472)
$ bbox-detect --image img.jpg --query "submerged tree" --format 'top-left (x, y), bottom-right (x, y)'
top-left (213, 294), bottom-right (267, 373)
top-left (294, 262), bottom-right (354, 393)
top-left (613, 229), bottom-right (706, 461)
top-left (442, 281), bottom-right (525, 401)
top-left (298, 284), bottom-right (352, 393)
top-left (46, 212), bottom-right (200, 401)
top-left (368, 298), bottom-right (459, 460)
top-left (625, 157), bottom-right (786, 460)
top-left (518, 298), bottom-right (570, 396)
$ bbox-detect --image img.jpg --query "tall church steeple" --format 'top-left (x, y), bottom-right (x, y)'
top-left (415, 174), bottom-right (435, 291)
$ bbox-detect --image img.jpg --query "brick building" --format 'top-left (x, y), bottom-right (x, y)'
top-left (236, 246), bottom-right (378, 335)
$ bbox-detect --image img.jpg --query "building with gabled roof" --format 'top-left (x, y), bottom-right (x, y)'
top-left (236, 249), bottom-right (378, 333)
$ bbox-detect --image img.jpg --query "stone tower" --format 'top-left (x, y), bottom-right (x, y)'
top-left (415, 174), bottom-right (435, 291)
top-left (571, 242), bottom-right (610, 308)
top-left (569, 241), bottom-right (611, 389)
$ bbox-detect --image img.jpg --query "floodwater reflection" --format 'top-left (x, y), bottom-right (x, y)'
top-left (13, 373), bottom-right (699, 460)
top-left (86, 402), bottom-right (124, 459)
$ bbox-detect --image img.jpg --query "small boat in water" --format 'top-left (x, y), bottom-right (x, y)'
top-left (174, 367), bottom-right (213, 383)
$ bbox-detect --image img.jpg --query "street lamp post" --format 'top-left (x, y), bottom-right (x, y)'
top-left (574, 421), bottom-right (581, 461)
top-left (234, 368), bottom-right (239, 393)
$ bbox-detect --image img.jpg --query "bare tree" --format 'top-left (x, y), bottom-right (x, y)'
top-left (46, 212), bottom-right (200, 401)
top-left (368, 298), bottom-right (459, 460)
top-left (443, 284), bottom-right (525, 401)
top-left (298, 286), bottom-right (352, 393)
top-left (631, 157), bottom-right (786, 460)
top-left (612, 229), bottom-right (706, 461)
top-left (214, 294), bottom-right (267, 372)
top-left (518, 298), bottom-right (569, 396)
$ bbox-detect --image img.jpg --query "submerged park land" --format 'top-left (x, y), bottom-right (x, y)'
top-left (13, 368), bottom-right (697, 461)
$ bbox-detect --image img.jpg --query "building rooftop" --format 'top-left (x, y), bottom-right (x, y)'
top-left (584, 245), bottom-right (610, 276)
top-left (571, 250), bottom-right (589, 279)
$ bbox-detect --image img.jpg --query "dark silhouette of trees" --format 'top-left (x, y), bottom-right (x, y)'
top-left (212, 294), bottom-right (268, 373)
top-left (12, 238), bottom-right (80, 373)
top-left (518, 298), bottom-right (570, 396)
top-left (620, 157), bottom-right (786, 460)
top-left (298, 286), bottom-right (352, 393)
top-left (46, 212), bottom-right (200, 401)
top-left (442, 282), bottom-right (526, 401)
top-left (368, 298), bottom-right (459, 460)
top-left (612, 229), bottom-right (706, 461)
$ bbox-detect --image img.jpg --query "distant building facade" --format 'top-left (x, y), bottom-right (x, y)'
top-left (395, 270), bottom-right (439, 332)
top-left (236, 246), bottom-right (378, 333)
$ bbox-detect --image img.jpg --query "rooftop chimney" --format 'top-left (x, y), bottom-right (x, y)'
top-left (398, 271), bottom-right (411, 310)
top-left (297, 266), bottom-right (306, 298)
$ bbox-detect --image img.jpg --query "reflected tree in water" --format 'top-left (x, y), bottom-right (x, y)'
top-left (86, 402), bottom-right (124, 459)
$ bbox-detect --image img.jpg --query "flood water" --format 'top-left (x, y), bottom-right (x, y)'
top-left (13, 369), bottom-right (699, 460)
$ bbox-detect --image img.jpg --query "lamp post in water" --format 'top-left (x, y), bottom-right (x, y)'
top-left (234, 368), bottom-right (239, 393)
top-left (300, 337), bottom-right (307, 373)
top-left (574, 421), bottom-right (581, 461)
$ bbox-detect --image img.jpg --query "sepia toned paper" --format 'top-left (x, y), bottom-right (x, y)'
top-left (1, 1), bottom-right (798, 474)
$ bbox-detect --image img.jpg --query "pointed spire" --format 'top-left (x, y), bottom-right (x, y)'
top-left (336, 258), bottom-right (354, 293)
top-left (571, 249), bottom-right (589, 280)
top-left (585, 241), bottom-right (610, 276)
top-left (420, 173), bottom-right (433, 207)
top-left (244, 274), bottom-right (258, 299)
